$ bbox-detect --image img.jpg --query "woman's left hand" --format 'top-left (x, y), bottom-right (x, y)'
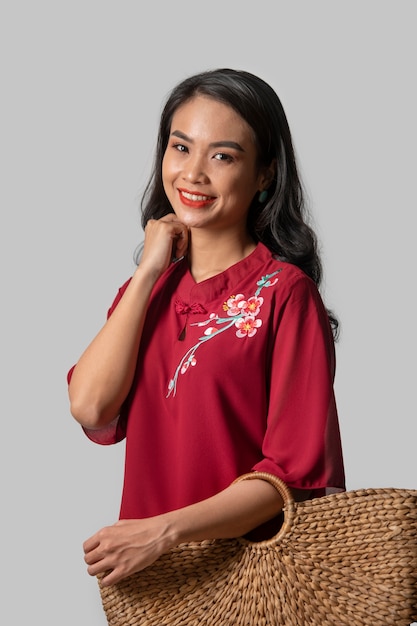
top-left (83, 477), bottom-right (284, 587)
top-left (83, 517), bottom-right (177, 587)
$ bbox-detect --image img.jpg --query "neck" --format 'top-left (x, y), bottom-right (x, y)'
top-left (187, 229), bottom-right (256, 283)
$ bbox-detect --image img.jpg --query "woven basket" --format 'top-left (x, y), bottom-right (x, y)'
top-left (98, 472), bottom-right (417, 625)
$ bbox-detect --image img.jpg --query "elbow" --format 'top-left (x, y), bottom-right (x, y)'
top-left (69, 394), bottom-right (117, 430)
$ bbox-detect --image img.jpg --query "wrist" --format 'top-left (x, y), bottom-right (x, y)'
top-left (158, 511), bottom-right (182, 550)
top-left (131, 263), bottom-right (162, 291)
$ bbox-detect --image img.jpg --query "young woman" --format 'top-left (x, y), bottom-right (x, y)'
top-left (68, 68), bottom-right (345, 588)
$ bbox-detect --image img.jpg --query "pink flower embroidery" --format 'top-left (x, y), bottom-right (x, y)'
top-left (194, 313), bottom-right (218, 327)
top-left (204, 327), bottom-right (218, 336)
top-left (242, 296), bottom-right (263, 316)
top-left (266, 278), bottom-right (279, 287)
top-left (223, 294), bottom-right (245, 316)
top-left (181, 357), bottom-right (197, 374)
top-left (235, 316), bottom-right (262, 338)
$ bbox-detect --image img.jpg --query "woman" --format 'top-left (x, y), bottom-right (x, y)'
top-left (68, 68), bottom-right (345, 588)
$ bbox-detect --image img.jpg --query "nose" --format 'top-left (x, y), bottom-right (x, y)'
top-left (182, 152), bottom-right (209, 184)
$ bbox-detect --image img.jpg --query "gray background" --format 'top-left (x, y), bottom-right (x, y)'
top-left (1, 1), bottom-right (415, 624)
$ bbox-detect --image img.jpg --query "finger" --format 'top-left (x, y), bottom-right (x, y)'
top-left (84, 544), bottom-right (118, 576)
top-left (89, 552), bottom-right (132, 585)
top-left (84, 547), bottom-right (104, 566)
top-left (83, 524), bottom-right (114, 554)
top-left (99, 561), bottom-right (145, 587)
top-left (159, 212), bottom-right (181, 224)
top-left (159, 213), bottom-right (187, 235)
top-left (144, 218), bottom-right (186, 252)
top-left (86, 557), bottom-right (112, 578)
top-left (173, 228), bottom-right (188, 259)
top-left (99, 570), bottom-right (118, 587)
top-left (83, 535), bottom-right (100, 554)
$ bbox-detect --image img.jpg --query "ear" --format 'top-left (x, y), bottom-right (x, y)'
top-left (258, 159), bottom-right (277, 191)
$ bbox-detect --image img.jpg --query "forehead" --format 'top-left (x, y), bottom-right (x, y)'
top-left (170, 95), bottom-right (255, 144)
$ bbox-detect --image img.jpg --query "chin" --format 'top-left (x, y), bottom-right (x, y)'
top-left (177, 209), bottom-right (212, 228)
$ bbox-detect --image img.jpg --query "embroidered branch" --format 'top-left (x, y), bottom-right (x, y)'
top-left (167, 271), bottom-right (281, 397)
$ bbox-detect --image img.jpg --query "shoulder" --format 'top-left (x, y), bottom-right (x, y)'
top-left (257, 243), bottom-right (320, 300)
top-left (255, 246), bottom-right (330, 334)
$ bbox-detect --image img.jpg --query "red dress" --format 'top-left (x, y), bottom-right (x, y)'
top-left (69, 243), bottom-right (345, 519)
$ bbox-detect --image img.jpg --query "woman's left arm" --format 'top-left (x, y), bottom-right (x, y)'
top-left (83, 477), bottom-right (283, 587)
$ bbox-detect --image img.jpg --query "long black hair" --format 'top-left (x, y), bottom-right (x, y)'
top-left (137, 68), bottom-right (339, 337)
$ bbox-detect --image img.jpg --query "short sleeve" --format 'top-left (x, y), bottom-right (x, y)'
top-left (252, 275), bottom-right (345, 495)
top-left (66, 279), bottom-right (132, 446)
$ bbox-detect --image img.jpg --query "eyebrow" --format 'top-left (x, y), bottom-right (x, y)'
top-left (171, 130), bottom-right (245, 152)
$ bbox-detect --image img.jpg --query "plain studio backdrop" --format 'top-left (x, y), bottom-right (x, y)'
top-left (1, 2), bottom-right (415, 624)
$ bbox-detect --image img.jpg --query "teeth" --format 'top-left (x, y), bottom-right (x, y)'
top-left (181, 191), bottom-right (211, 202)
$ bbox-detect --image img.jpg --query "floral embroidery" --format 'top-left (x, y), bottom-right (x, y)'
top-left (166, 270), bottom-right (281, 397)
top-left (181, 356), bottom-right (196, 374)
top-left (235, 315), bottom-right (262, 338)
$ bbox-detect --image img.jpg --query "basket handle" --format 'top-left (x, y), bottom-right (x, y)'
top-left (232, 471), bottom-right (296, 546)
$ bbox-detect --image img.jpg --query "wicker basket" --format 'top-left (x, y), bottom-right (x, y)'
top-left (98, 472), bottom-right (417, 625)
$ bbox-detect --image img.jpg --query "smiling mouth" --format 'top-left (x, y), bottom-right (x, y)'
top-left (179, 189), bottom-right (216, 207)
top-left (180, 190), bottom-right (215, 202)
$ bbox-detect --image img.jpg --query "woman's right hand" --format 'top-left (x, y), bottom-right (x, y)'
top-left (68, 214), bottom-right (188, 430)
top-left (140, 213), bottom-right (189, 280)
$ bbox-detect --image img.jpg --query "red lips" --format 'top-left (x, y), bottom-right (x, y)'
top-left (178, 189), bottom-right (216, 208)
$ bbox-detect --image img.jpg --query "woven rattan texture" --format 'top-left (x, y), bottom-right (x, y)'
top-left (98, 474), bottom-right (417, 626)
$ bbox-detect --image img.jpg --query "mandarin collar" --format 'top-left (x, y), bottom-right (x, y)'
top-left (172, 243), bottom-right (274, 307)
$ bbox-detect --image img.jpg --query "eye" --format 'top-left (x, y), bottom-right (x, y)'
top-left (172, 143), bottom-right (188, 153)
top-left (213, 152), bottom-right (233, 162)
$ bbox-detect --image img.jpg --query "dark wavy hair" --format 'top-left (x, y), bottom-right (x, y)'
top-left (136, 68), bottom-right (339, 338)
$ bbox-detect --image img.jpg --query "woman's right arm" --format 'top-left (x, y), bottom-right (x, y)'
top-left (68, 214), bottom-right (188, 430)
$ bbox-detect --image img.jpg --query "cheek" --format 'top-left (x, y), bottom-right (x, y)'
top-left (223, 173), bottom-right (257, 199)
top-left (161, 156), bottom-right (174, 195)
top-left (162, 153), bottom-right (181, 187)
top-left (161, 154), bottom-right (169, 180)
top-left (216, 170), bottom-right (244, 193)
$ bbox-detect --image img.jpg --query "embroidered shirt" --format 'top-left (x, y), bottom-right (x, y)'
top-left (71, 243), bottom-right (345, 519)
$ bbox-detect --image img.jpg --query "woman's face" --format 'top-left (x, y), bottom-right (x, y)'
top-left (162, 95), bottom-right (268, 234)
